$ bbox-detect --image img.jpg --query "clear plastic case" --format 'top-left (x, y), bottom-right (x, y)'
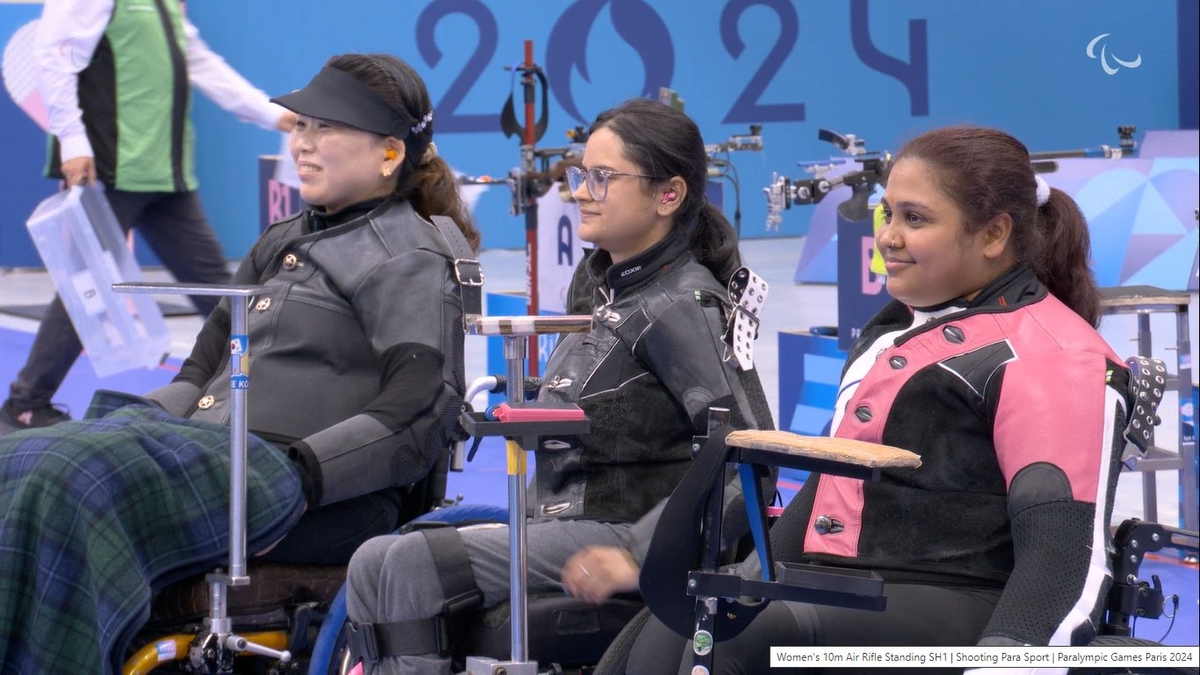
top-left (25, 185), bottom-right (171, 377)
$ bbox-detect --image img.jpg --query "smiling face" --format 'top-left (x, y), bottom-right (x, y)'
top-left (877, 158), bottom-right (1012, 308)
top-left (289, 115), bottom-right (401, 213)
top-left (572, 127), bottom-right (677, 263)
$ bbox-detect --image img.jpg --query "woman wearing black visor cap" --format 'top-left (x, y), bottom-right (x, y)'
top-left (0, 54), bottom-right (478, 673)
top-left (158, 52), bottom-right (483, 560)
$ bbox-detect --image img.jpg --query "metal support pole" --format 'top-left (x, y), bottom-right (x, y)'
top-left (503, 335), bottom-right (530, 664)
top-left (463, 314), bottom-right (592, 675)
top-left (113, 282), bottom-right (289, 669)
top-left (228, 294), bottom-right (249, 579)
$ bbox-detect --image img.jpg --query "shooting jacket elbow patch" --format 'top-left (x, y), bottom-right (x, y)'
top-left (1008, 462), bottom-right (1073, 518)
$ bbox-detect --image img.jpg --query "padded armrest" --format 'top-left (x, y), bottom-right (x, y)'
top-left (726, 430), bottom-right (921, 469)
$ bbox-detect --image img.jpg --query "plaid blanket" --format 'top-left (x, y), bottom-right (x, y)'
top-left (0, 390), bottom-right (305, 675)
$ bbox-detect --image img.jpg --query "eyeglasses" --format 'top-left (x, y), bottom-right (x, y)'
top-left (565, 166), bottom-right (655, 202)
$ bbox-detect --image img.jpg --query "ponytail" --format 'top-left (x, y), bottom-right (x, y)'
top-left (406, 152), bottom-right (481, 251)
top-left (1031, 187), bottom-right (1100, 326)
top-left (687, 203), bottom-right (742, 286)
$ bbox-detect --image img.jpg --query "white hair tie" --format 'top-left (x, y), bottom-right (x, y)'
top-left (1034, 175), bottom-right (1051, 207)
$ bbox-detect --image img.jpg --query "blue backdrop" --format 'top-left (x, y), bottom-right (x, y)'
top-left (1, 0), bottom-right (1195, 266)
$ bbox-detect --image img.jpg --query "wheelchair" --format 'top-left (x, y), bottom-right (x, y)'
top-left (115, 225), bottom-right (487, 675)
top-left (120, 372), bottom-right (503, 675)
top-left (115, 265), bottom-right (637, 675)
top-left (586, 355), bottom-right (1200, 675)
top-left (120, 365), bottom-right (637, 675)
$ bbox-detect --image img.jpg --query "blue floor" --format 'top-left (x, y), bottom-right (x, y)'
top-left (2, 326), bottom-right (1196, 646)
top-left (0, 326), bottom-right (178, 421)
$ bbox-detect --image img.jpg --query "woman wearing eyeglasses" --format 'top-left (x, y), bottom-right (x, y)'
top-left (344, 98), bottom-right (774, 674)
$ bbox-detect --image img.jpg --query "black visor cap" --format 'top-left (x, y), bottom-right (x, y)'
top-left (271, 66), bottom-right (409, 138)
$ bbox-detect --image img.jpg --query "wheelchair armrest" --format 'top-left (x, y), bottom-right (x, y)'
top-left (642, 425), bottom-right (915, 637)
top-left (1112, 518), bottom-right (1200, 578)
top-left (726, 430), bottom-right (921, 480)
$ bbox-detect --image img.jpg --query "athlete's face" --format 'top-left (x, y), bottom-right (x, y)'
top-left (877, 158), bottom-right (1009, 308)
top-left (571, 127), bottom-right (677, 264)
top-left (289, 115), bottom-right (400, 213)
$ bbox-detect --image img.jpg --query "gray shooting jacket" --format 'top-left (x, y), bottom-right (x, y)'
top-left (152, 199), bottom-right (465, 507)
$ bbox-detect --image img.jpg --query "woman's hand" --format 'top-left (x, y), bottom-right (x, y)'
top-left (276, 110), bottom-right (298, 132)
top-left (561, 546), bottom-right (640, 605)
top-left (61, 156), bottom-right (95, 186)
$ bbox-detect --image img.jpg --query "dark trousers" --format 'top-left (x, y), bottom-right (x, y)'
top-left (626, 583), bottom-right (1002, 675)
top-left (258, 489), bottom-right (408, 566)
top-left (10, 187), bottom-right (231, 405)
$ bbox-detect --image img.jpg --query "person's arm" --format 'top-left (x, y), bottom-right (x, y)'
top-left (636, 291), bottom-right (768, 432)
top-left (975, 351), bottom-right (1125, 651)
top-left (181, 16), bottom-right (294, 131)
top-left (560, 500), bottom-right (664, 604)
top-left (34, 0), bottom-right (113, 184)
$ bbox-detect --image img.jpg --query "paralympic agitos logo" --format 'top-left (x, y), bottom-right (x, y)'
top-left (1086, 33), bottom-right (1143, 75)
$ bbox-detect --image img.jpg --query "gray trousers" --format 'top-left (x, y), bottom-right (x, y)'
top-left (347, 517), bottom-right (639, 675)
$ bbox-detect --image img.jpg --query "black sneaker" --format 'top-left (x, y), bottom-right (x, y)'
top-left (0, 398), bottom-right (71, 429)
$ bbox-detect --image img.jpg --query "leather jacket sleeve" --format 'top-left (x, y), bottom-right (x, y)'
top-left (635, 289), bottom-right (761, 432)
top-left (977, 353), bottom-right (1129, 647)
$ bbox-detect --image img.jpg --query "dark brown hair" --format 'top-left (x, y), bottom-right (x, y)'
top-left (327, 54), bottom-right (480, 251)
top-left (891, 126), bottom-right (1100, 326)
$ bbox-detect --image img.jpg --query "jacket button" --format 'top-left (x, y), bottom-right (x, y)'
top-left (854, 405), bottom-right (872, 422)
top-left (282, 253), bottom-right (299, 270)
top-left (888, 355), bottom-right (907, 369)
top-left (942, 325), bottom-right (965, 344)
top-left (198, 395), bottom-right (215, 410)
top-left (814, 515), bottom-right (844, 535)
top-left (255, 298), bottom-right (271, 311)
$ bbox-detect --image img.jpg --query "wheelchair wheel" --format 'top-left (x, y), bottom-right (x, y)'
top-left (1069, 636), bottom-right (1198, 675)
top-left (591, 607), bottom-right (652, 675)
top-left (306, 584), bottom-right (353, 675)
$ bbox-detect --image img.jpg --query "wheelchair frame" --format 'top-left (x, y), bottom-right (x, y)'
top-left (636, 356), bottom-right (1196, 674)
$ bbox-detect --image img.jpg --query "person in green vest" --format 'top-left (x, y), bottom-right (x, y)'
top-left (0, 0), bottom-right (295, 431)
